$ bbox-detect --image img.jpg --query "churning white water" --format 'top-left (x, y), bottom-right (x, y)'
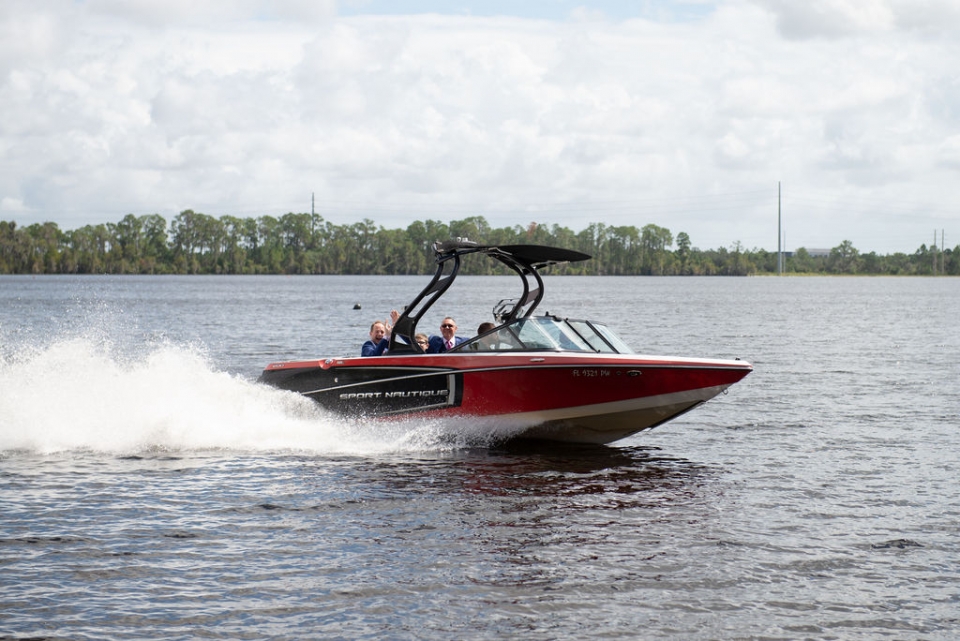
top-left (0, 335), bottom-right (532, 455)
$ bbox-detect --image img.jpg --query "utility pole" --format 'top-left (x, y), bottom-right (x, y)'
top-left (934, 230), bottom-right (938, 275)
top-left (777, 181), bottom-right (782, 275)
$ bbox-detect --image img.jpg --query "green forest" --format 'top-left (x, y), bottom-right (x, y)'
top-left (0, 211), bottom-right (955, 276)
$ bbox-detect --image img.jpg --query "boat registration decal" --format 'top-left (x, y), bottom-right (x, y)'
top-left (572, 368), bottom-right (611, 377)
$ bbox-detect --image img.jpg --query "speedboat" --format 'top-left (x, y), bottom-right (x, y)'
top-left (259, 239), bottom-right (752, 445)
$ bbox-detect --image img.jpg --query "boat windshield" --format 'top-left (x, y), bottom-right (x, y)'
top-left (460, 316), bottom-right (634, 354)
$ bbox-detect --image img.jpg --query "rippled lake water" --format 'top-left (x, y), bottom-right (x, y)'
top-left (1, 274), bottom-right (958, 639)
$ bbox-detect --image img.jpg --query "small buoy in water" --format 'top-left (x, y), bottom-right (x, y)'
top-left (353, 303), bottom-right (361, 310)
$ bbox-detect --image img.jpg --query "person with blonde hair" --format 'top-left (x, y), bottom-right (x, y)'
top-left (414, 333), bottom-right (429, 352)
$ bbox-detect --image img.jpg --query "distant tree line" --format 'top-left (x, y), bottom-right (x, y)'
top-left (0, 212), bottom-right (956, 276)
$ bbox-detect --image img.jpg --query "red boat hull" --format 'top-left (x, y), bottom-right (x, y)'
top-left (260, 352), bottom-right (752, 444)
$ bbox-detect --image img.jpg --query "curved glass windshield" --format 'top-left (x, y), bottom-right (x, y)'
top-left (459, 316), bottom-right (633, 354)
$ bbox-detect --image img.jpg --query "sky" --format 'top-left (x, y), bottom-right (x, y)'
top-left (2, 0), bottom-right (959, 254)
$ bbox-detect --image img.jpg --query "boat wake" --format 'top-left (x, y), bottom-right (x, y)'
top-left (0, 337), bottom-right (529, 457)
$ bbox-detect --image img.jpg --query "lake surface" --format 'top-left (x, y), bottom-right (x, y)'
top-left (1, 274), bottom-right (958, 639)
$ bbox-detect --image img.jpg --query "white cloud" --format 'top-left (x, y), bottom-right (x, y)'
top-left (753, 0), bottom-right (960, 38)
top-left (756, 0), bottom-right (895, 38)
top-left (0, 196), bottom-right (27, 213)
top-left (938, 135), bottom-right (960, 168)
top-left (0, 1), bottom-right (957, 252)
top-left (83, 0), bottom-right (337, 28)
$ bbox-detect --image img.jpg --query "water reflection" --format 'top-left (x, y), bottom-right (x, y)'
top-left (320, 444), bottom-right (721, 524)
top-left (396, 446), bottom-right (727, 594)
top-left (455, 444), bottom-right (716, 503)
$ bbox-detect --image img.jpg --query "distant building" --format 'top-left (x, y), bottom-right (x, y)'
top-left (777, 248), bottom-right (831, 258)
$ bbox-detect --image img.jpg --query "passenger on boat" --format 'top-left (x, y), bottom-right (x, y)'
top-left (361, 311), bottom-right (400, 356)
top-left (471, 322), bottom-right (498, 351)
top-left (361, 320), bottom-right (389, 356)
top-left (427, 317), bottom-right (466, 353)
top-left (415, 333), bottom-right (429, 352)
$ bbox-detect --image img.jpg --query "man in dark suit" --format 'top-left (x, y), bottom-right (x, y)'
top-left (361, 320), bottom-right (390, 356)
top-left (360, 310), bottom-right (400, 356)
top-left (428, 317), bottom-right (466, 353)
